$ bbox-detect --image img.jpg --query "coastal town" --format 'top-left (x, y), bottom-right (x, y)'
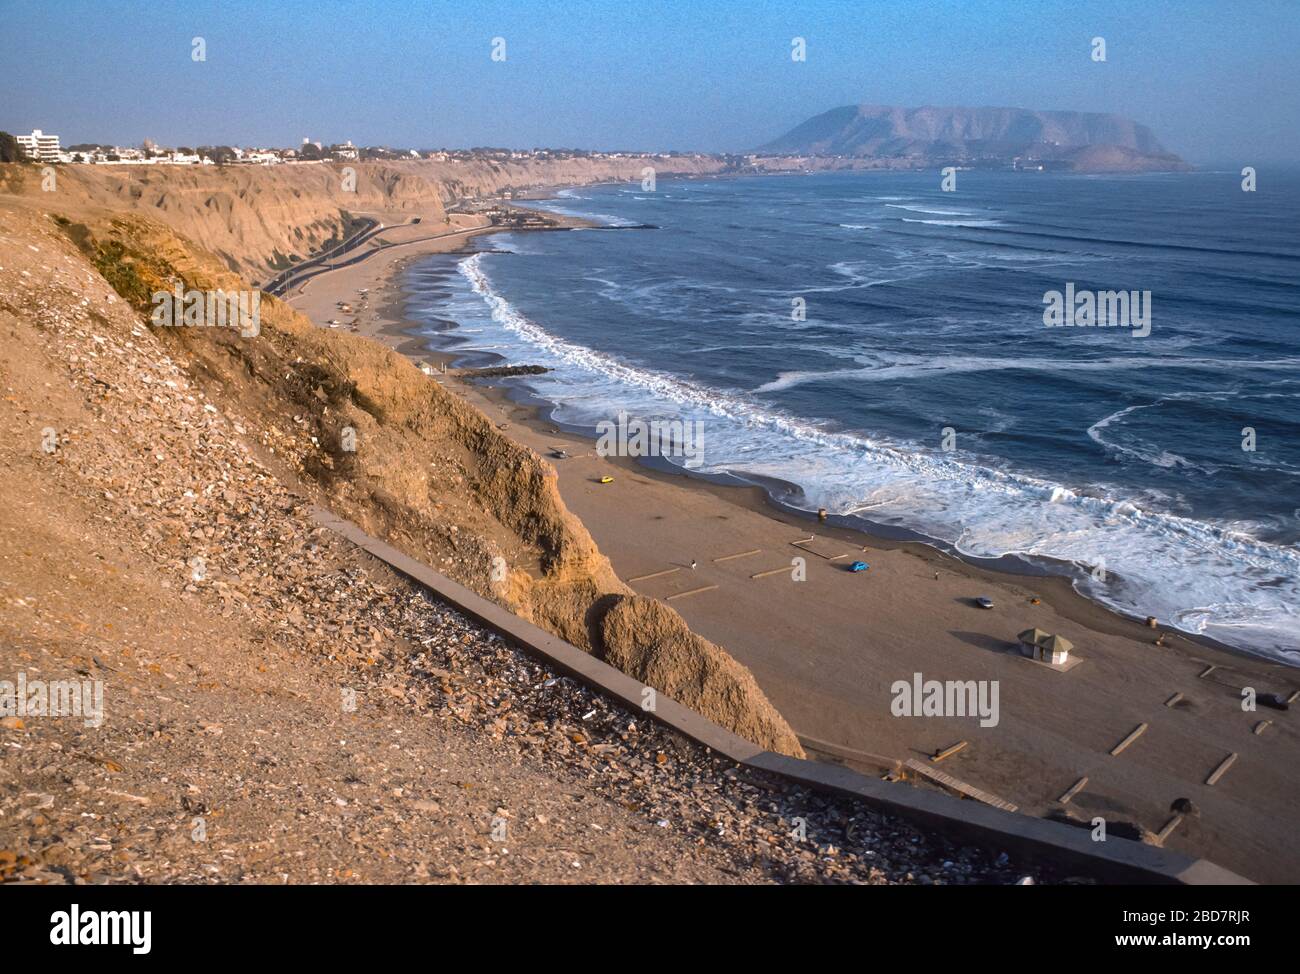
top-left (6, 126), bottom-right (720, 168)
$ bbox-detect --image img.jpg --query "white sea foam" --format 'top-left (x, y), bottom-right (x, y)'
top-left (901, 217), bottom-right (1006, 228)
top-left (755, 354), bottom-right (1300, 391)
top-left (886, 203), bottom-right (974, 216)
top-left (454, 252), bottom-right (1300, 662)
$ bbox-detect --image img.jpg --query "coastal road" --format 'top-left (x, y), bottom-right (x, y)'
top-left (268, 223), bottom-right (491, 298)
top-left (261, 216), bottom-right (385, 295)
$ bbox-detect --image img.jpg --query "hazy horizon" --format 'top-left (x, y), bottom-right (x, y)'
top-left (3, 0), bottom-right (1299, 164)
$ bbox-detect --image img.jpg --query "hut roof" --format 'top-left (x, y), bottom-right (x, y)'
top-left (1018, 628), bottom-right (1072, 653)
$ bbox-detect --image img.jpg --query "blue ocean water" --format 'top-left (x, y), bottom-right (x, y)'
top-left (404, 171), bottom-right (1300, 662)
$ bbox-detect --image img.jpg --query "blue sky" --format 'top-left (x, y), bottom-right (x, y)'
top-left (3, 0), bottom-right (1297, 162)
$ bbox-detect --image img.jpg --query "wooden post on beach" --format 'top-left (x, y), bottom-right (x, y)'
top-left (1205, 752), bottom-right (1238, 786)
top-left (931, 740), bottom-right (968, 763)
top-left (1057, 776), bottom-right (1089, 804)
top-left (1155, 814), bottom-right (1184, 845)
top-left (666, 584), bottom-right (718, 602)
top-left (1110, 723), bottom-right (1148, 756)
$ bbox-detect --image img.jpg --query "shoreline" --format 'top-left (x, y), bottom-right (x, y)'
top-left (370, 227), bottom-right (1272, 668)
top-left (286, 200), bottom-right (1300, 884)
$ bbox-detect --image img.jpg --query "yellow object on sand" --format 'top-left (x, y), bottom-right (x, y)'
top-left (599, 476), bottom-right (614, 484)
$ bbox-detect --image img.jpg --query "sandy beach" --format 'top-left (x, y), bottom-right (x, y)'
top-left (285, 209), bottom-right (1300, 884)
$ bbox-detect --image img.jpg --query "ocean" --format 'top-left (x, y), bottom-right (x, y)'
top-left (402, 170), bottom-right (1300, 663)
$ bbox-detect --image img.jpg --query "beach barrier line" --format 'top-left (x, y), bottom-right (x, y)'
top-left (750, 566), bottom-right (793, 580)
top-left (310, 505), bottom-right (1253, 886)
top-left (789, 536), bottom-right (852, 560)
top-left (931, 740), bottom-right (968, 763)
top-left (1156, 814), bottom-right (1184, 845)
top-left (1164, 692), bottom-right (1182, 707)
top-left (1205, 752), bottom-right (1238, 787)
top-left (796, 734), bottom-right (901, 775)
top-left (904, 759), bottom-right (1018, 812)
top-left (665, 584), bottom-right (718, 602)
top-left (1058, 777), bottom-right (1089, 804)
top-left (1253, 720), bottom-right (1271, 736)
top-left (1110, 723), bottom-right (1149, 756)
top-left (628, 567), bottom-right (680, 583)
top-left (1288, 690), bottom-right (1300, 705)
top-left (1199, 664), bottom-right (1217, 679)
top-left (712, 548), bottom-right (761, 563)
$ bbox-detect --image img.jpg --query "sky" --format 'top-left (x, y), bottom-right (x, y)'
top-left (3, 0), bottom-right (1298, 163)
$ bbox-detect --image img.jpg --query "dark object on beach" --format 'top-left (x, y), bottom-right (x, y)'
top-left (1258, 693), bottom-right (1290, 711)
top-left (848, 561), bottom-right (869, 573)
top-left (975, 597), bottom-right (994, 610)
top-left (551, 449), bottom-right (568, 459)
top-left (1046, 809), bottom-right (1158, 845)
top-left (455, 364), bottom-right (551, 379)
top-left (1171, 797), bottom-right (1199, 817)
top-left (817, 508), bottom-right (828, 522)
top-left (1145, 616), bottom-right (1158, 628)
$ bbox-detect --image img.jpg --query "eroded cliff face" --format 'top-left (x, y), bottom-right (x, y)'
top-left (13, 197), bottom-right (801, 758)
top-left (0, 156), bottom-right (726, 283)
top-left (600, 596), bottom-right (806, 758)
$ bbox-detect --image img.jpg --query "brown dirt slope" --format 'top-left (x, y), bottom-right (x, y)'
top-left (4, 191), bottom-right (802, 758)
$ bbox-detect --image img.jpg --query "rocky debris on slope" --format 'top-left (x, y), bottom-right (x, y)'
top-left (0, 209), bottom-right (1063, 884)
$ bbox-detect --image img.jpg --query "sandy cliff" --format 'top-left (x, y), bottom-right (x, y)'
top-left (0, 156), bottom-right (725, 284)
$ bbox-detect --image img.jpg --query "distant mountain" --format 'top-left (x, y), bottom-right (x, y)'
top-left (757, 104), bottom-right (1188, 171)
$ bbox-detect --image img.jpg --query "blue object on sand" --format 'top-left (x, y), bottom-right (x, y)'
top-left (849, 561), bottom-right (869, 573)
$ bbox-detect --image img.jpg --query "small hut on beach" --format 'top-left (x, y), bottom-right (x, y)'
top-left (1018, 628), bottom-right (1073, 666)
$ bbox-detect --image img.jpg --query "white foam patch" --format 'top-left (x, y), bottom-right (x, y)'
top-left (901, 218), bottom-right (1006, 228)
top-left (886, 203), bottom-right (974, 216)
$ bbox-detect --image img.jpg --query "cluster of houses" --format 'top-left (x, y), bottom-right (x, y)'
top-left (13, 128), bottom-right (719, 169)
top-left (12, 129), bottom-right (376, 167)
top-left (427, 147), bottom-right (711, 163)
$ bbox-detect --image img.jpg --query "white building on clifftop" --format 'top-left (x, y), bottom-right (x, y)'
top-left (16, 129), bottom-right (61, 162)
